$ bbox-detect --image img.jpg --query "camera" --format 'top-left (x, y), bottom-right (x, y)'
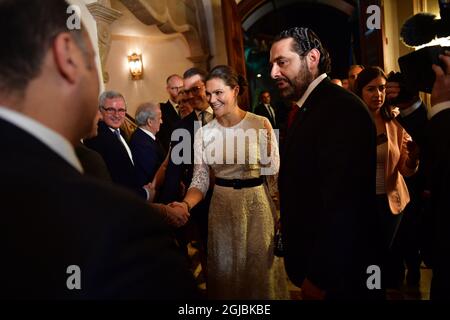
top-left (397, 45), bottom-right (450, 94)
top-left (391, 0), bottom-right (450, 96)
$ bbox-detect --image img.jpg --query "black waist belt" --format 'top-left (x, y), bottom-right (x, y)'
top-left (215, 177), bottom-right (263, 189)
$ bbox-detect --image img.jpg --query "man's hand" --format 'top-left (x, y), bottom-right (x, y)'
top-left (431, 50), bottom-right (450, 106)
top-left (301, 278), bottom-right (326, 300)
top-left (385, 81), bottom-right (419, 110)
top-left (166, 202), bottom-right (190, 227)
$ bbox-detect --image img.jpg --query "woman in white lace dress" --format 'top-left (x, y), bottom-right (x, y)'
top-left (174, 65), bottom-right (289, 299)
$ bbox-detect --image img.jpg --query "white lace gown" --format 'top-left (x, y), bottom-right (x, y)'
top-left (190, 112), bottom-right (289, 300)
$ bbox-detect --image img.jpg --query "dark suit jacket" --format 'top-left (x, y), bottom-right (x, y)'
top-left (399, 105), bottom-right (450, 299)
top-left (159, 111), bottom-right (198, 205)
top-left (0, 118), bottom-right (197, 299)
top-left (157, 100), bottom-right (180, 154)
top-left (254, 103), bottom-right (278, 128)
top-left (75, 142), bottom-right (111, 182)
top-left (129, 128), bottom-right (165, 186)
top-left (159, 111), bottom-right (211, 230)
top-left (84, 121), bottom-right (146, 199)
top-left (279, 79), bottom-right (382, 299)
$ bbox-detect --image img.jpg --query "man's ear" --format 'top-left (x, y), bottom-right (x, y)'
top-left (52, 33), bottom-right (81, 84)
top-left (307, 48), bottom-right (321, 69)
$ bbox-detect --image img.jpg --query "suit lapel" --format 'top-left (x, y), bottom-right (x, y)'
top-left (283, 100), bottom-right (312, 159)
top-left (282, 82), bottom-right (326, 159)
top-left (166, 100), bottom-right (180, 122)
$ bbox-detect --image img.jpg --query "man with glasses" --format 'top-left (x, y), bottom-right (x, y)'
top-left (155, 68), bottom-right (213, 280)
top-left (84, 91), bottom-right (153, 200)
top-left (157, 74), bottom-right (184, 153)
top-left (177, 91), bottom-right (194, 119)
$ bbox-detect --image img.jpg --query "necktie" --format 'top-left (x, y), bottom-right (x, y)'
top-left (114, 129), bottom-right (122, 140)
top-left (200, 111), bottom-right (207, 126)
top-left (267, 105), bottom-right (275, 123)
top-left (287, 105), bottom-right (299, 129)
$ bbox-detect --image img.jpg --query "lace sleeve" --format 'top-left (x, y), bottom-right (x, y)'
top-left (188, 127), bottom-right (209, 197)
top-left (260, 119), bottom-right (280, 199)
top-left (259, 119), bottom-right (280, 176)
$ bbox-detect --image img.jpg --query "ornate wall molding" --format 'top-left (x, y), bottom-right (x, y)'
top-left (119, 0), bottom-right (210, 69)
top-left (87, 2), bottom-right (123, 83)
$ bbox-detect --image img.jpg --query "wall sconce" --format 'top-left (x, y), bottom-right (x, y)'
top-left (128, 53), bottom-right (143, 80)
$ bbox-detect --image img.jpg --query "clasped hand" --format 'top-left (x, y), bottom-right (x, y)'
top-left (165, 201), bottom-right (190, 228)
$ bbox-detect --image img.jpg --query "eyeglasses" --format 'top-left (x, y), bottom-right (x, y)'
top-left (101, 106), bottom-right (127, 115)
top-left (170, 86), bottom-right (183, 92)
top-left (183, 85), bottom-right (204, 96)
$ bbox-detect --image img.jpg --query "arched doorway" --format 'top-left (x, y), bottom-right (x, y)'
top-left (237, 0), bottom-right (384, 109)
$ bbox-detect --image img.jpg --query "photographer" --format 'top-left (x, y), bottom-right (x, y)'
top-left (386, 50), bottom-right (450, 300)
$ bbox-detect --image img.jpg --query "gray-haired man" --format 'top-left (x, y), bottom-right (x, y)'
top-left (130, 102), bottom-right (165, 186)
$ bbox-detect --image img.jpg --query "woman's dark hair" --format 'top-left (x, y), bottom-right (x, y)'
top-left (206, 65), bottom-right (248, 96)
top-left (354, 66), bottom-right (394, 121)
top-left (354, 66), bottom-right (387, 98)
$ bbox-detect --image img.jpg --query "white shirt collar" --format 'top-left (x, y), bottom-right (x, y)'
top-left (0, 106), bottom-right (83, 173)
top-left (296, 73), bottom-right (328, 109)
top-left (429, 101), bottom-right (450, 119)
top-left (169, 99), bottom-right (178, 113)
top-left (169, 99), bottom-right (177, 107)
top-left (139, 127), bottom-right (156, 140)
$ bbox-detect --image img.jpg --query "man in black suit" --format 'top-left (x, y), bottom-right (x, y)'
top-left (130, 102), bottom-right (165, 186)
top-left (270, 27), bottom-right (382, 299)
top-left (157, 74), bottom-right (183, 153)
top-left (84, 91), bottom-right (152, 200)
top-left (387, 51), bottom-right (450, 300)
top-left (0, 0), bottom-right (196, 299)
top-left (254, 90), bottom-right (278, 128)
top-left (156, 68), bottom-right (213, 273)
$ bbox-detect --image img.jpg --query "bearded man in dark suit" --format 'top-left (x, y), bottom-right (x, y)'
top-left (270, 27), bottom-right (382, 300)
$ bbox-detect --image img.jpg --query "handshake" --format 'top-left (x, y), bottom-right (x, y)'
top-left (144, 181), bottom-right (191, 228)
top-left (164, 201), bottom-right (191, 228)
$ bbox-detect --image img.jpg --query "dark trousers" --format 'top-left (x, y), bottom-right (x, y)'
top-left (376, 194), bottom-right (404, 289)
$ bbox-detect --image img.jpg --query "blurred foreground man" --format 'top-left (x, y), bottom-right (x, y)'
top-left (0, 0), bottom-right (197, 299)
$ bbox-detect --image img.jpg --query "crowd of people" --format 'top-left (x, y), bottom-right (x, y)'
top-left (2, 0), bottom-right (450, 300)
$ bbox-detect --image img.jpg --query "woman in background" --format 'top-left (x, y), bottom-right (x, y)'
top-left (355, 66), bottom-right (420, 290)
